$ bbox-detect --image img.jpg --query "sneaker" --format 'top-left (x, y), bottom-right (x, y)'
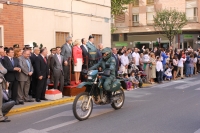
top-left (134, 87), bottom-right (137, 90)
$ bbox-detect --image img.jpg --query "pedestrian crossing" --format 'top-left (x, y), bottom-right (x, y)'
top-left (150, 77), bottom-right (200, 91)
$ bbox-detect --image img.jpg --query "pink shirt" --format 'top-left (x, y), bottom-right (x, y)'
top-left (73, 45), bottom-right (83, 63)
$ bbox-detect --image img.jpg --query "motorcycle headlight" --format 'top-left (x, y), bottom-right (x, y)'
top-left (88, 76), bottom-right (92, 80)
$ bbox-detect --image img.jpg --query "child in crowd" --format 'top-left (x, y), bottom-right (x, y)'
top-left (156, 56), bottom-right (163, 83)
top-left (164, 66), bottom-right (173, 81)
top-left (136, 71), bottom-right (143, 88)
top-left (123, 73), bottom-right (133, 91)
top-left (129, 71), bottom-right (139, 89)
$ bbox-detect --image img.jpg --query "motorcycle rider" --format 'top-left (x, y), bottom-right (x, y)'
top-left (88, 47), bottom-right (116, 100)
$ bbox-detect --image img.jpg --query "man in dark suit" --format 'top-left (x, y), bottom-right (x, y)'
top-left (35, 47), bottom-right (49, 102)
top-left (2, 48), bottom-right (21, 104)
top-left (29, 47), bottom-right (40, 98)
top-left (50, 47), bottom-right (67, 93)
top-left (48, 48), bottom-right (56, 83)
top-left (112, 47), bottom-right (119, 77)
top-left (80, 38), bottom-right (89, 69)
top-left (61, 36), bottom-right (73, 86)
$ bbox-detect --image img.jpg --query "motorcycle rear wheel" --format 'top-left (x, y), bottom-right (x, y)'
top-left (111, 87), bottom-right (125, 110)
top-left (73, 92), bottom-right (93, 121)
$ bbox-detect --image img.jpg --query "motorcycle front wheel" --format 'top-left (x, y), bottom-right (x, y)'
top-left (111, 87), bottom-right (125, 110)
top-left (73, 92), bottom-right (93, 121)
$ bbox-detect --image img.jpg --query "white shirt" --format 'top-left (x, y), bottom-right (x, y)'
top-left (56, 54), bottom-right (61, 63)
top-left (156, 61), bottom-right (163, 71)
top-left (34, 53), bottom-right (38, 56)
top-left (173, 59), bottom-right (178, 66)
top-left (194, 57), bottom-right (197, 63)
top-left (132, 52), bottom-right (140, 65)
top-left (143, 54), bottom-right (150, 62)
top-left (178, 58), bottom-right (186, 67)
top-left (120, 54), bottom-right (129, 66)
top-left (83, 44), bottom-right (88, 52)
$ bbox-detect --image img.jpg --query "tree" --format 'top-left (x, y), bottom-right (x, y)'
top-left (111, 0), bottom-right (135, 15)
top-left (153, 9), bottom-right (187, 46)
top-left (111, 0), bottom-right (135, 33)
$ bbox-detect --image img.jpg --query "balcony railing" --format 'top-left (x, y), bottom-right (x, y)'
top-left (187, 16), bottom-right (198, 22)
top-left (147, 0), bottom-right (154, 5)
top-left (146, 20), bottom-right (154, 25)
top-left (132, 21), bottom-right (139, 26)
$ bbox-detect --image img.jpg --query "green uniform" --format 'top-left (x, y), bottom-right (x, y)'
top-left (86, 42), bottom-right (98, 67)
top-left (89, 56), bottom-right (116, 91)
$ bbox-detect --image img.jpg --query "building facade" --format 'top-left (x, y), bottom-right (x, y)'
top-left (0, 0), bottom-right (24, 48)
top-left (112, 0), bottom-right (200, 50)
top-left (0, 0), bottom-right (111, 50)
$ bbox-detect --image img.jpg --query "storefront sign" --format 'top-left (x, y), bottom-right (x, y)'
top-left (115, 42), bottom-right (128, 46)
top-left (184, 34), bottom-right (193, 39)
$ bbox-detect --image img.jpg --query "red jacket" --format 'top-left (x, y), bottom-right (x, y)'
top-left (73, 45), bottom-right (83, 63)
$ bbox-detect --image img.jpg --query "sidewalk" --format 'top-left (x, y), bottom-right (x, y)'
top-left (6, 82), bottom-right (158, 116)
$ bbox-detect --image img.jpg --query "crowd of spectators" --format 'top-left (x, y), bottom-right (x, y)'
top-left (116, 45), bottom-right (200, 90)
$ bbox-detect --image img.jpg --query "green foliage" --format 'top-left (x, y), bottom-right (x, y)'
top-left (33, 42), bottom-right (38, 48)
top-left (153, 9), bottom-right (187, 45)
top-left (40, 44), bottom-right (43, 49)
top-left (111, 0), bottom-right (135, 15)
top-left (111, 0), bottom-right (135, 33)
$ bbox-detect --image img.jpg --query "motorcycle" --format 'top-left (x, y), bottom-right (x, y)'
top-left (72, 69), bottom-right (125, 121)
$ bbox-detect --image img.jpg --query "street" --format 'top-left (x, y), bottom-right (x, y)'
top-left (1, 75), bottom-right (200, 133)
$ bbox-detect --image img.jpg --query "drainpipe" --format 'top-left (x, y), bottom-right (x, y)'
top-left (71, 0), bottom-right (73, 37)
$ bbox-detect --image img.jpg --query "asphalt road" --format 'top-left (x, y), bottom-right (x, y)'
top-left (1, 75), bottom-right (200, 133)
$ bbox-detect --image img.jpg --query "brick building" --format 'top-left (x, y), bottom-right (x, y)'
top-left (112, 0), bottom-right (200, 50)
top-left (0, 0), bottom-right (24, 48)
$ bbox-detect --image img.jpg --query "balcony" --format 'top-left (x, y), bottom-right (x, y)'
top-left (187, 16), bottom-right (198, 22)
top-left (132, 21), bottom-right (139, 26)
top-left (146, 20), bottom-right (154, 25)
top-left (147, 0), bottom-right (154, 5)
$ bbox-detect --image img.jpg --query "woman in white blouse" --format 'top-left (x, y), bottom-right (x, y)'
top-left (143, 51), bottom-right (151, 83)
top-left (176, 55), bottom-right (186, 79)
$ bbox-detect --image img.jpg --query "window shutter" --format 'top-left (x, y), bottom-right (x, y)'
top-left (186, 0), bottom-right (197, 8)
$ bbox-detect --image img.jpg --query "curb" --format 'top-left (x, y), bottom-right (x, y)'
top-left (7, 97), bottom-right (75, 116)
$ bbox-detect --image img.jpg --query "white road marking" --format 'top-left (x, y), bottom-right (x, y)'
top-left (175, 81), bottom-right (200, 89)
top-left (194, 128), bottom-right (200, 133)
top-left (19, 107), bottom-right (114, 133)
top-left (195, 88), bottom-right (200, 90)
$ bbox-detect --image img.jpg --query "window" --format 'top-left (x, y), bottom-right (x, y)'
top-left (112, 34), bottom-right (119, 41)
top-left (186, 0), bottom-right (198, 22)
top-left (146, 6), bottom-right (154, 25)
top-left (132, 14), bottom-right (139, 26)
top-left (92, 34), bottom-right (102, 47)
top-left (147, 0), bottom-right (154, 5)
top-left (186, 7), bottom-right (198, 22)
top-left (56, 32), bottom-right (69, 47)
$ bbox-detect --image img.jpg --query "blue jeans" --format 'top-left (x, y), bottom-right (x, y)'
top-left (162, 64), bottom-right (166, 80)
top-left (190, 67), bottom-right (194, 75)
top-left (185, 64), bottom-right (190, 77)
